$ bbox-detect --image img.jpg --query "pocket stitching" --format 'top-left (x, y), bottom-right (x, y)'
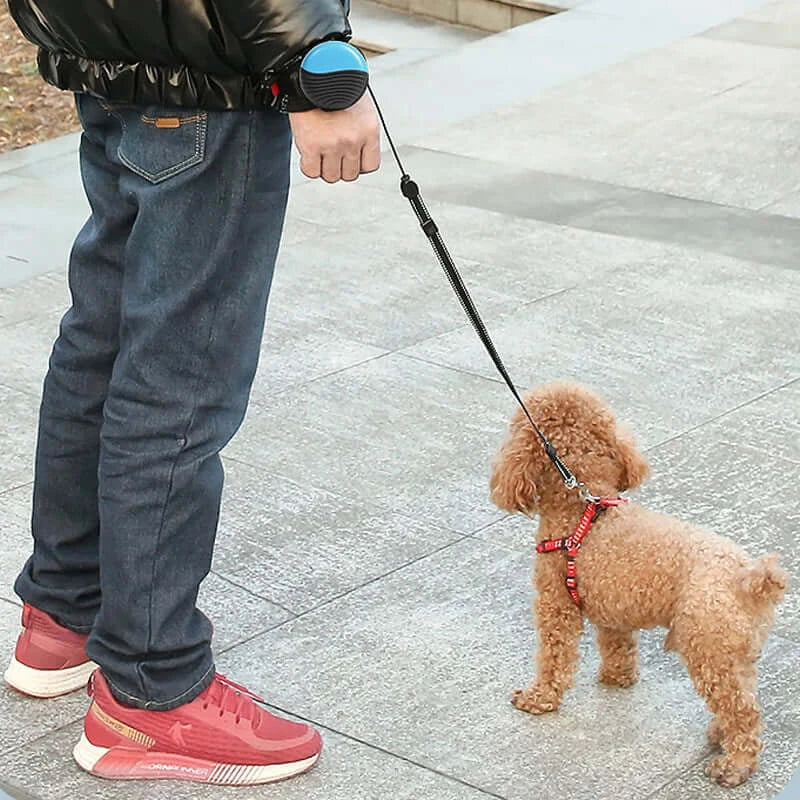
top-left (99, 102), bottom-right (208, 184)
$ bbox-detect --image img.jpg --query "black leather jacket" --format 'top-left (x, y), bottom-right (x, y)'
top-left (7, 0), bottom-right (351, 110)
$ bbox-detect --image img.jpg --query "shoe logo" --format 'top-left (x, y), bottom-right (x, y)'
top-left (168, 721), bottom-right (192, 748)
top-left (90, 702), bottom-right (156, 748)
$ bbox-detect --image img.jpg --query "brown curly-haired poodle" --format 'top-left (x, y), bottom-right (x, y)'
top-left (490, 382), bottom-right (787, 788)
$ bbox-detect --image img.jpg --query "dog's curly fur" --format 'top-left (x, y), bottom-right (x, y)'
top-left (490, 382), bottom-right (788, 788)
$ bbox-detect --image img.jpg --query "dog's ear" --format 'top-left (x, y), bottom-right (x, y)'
top-left (614, 424), bottom-right (649, 491)
top-left (490, 435), bottom-right (539, 513)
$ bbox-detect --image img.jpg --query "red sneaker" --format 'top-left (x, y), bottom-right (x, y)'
top-left (73, 670), bottom-right (322, 785)
top-left (4, 603), bottom-right (95, 698)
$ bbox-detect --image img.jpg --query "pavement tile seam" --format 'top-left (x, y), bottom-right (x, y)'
top-left (383, 146), bottom-right (800, 272)
top-left (261, 707), bottom-right (509, 800)
top-left (0, 596), bottom-right (22, 611)
top-left (394, 144), bottom-right (761, 215)
top-left (209, 569), bottom-right (298, 621)
top-left (219, 533), bottom-right (471, 620)
top-left (218, 454), bottom-right (471, 537)
top-left (759, 187), bottom-right (800, 214)
top-left (253, 348), bottom-right (394, 401)
top-left (640, 753), bottom-right (714, 800)
top-left (0, 718), bottom-right (84, 761)
top-left (0, 717), bottom-right (507, 800)
top-left (647, 377), bottom-right (800, 453)
top-left (0, 482), bottom-right (33, 500)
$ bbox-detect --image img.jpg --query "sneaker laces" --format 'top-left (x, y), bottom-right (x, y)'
top-left (202, 674), bottom-right (266, 726)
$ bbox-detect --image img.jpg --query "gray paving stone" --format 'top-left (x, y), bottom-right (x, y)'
top-left (704, 17), bottom-right (800, 48)
top-left (200, 572), bottom-right (294, 654)
top-left (285, 179), bottom-right (398, 229)
top-left (370, 5), bottom-right (753, 147)
top-left (0, 718), bottom-right (494, 800)
top-left (566, 84), bottom-right (800, 212)
top-left (470, 512), bottom-right (537, 554)
top-left (0, 485), bottom-right (32, 604)
top-left (0, 386), bottom-right (38, 493)
top-left (450, 87), bottom-right (800, 212)
top-left (400, 247), bottom-right (800, 446)
top-left (0, 778), bottom-right (39, 800)
top-left (0, 314), bottom-right (58, 398)
top-left (696, 380), bottom-right (800, 466)
top-left (763, 188), bottom-right (800, 218)
top-left (368, 146), bottom-right (800, 272)
top-left (0, 600), bottom-right (87, 757)
top-left (225, 353), bottom-right (508, 534)
top-left (0, 178), bottom-right (86, 288)
top-left (213, 458), bottom-right (463, 613)
top-left (0, 272), bottom-right (69, 330)
top-left (0, 257), bottom-right (62, 291)
top-left (417, 36), bottom-right (793, 163)
top-left (280, 215), bottom-right (337, 247)
top-left (368, 46), bottom-right (453, 74)
top-left (414, 36), bottom-right (800, 213)
top-left (260, 221), bottom-right (505, 352)
top-left (0, 134), bottom-right (80, 175)
top-left (370, 146), bottom-right (634, 225)
top-left (6, 151), bottom-right (83, 194)
top-left (417, 35), bottom-right (798, 145)
top-left (568, 187), bottom-right (800, 271)
top-left (267, 185), bottom-right (695, 359)
top-left (219, 537), bottom-right (797, 800)
top-left (251, 311), bottom-right (387, 403)
top-left (745, 0), bottom-right (800, 23)
top-left (0, 174), bottom-right (26, 193)
top-left (584, 0), bottom-right (766, 26)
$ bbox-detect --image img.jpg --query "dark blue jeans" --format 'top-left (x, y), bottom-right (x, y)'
top-left (14, 94), bottom-right (291, 709)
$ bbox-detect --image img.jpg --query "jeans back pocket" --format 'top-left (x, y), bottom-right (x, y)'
top-left (100, 102), bottom-right (208, 184)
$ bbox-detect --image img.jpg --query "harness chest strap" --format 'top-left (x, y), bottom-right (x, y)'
top-left (536, 497), bottom-right (628, 607)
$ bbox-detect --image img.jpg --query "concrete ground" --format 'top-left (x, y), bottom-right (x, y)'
top-left (0, 0), bottom-right (798, 798)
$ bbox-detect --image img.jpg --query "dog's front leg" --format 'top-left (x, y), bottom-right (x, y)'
top-left (596, 627), bottom-right (640, 687)
top-left (512, 584), bottom-right (583, 714)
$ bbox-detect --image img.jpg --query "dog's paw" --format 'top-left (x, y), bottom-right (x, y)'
top-left (597, 666), bottom-right (639, 688)
top-left (706, 755), bottom-right (755, 788)
top-left (511, 687), bottom-right (560, 715)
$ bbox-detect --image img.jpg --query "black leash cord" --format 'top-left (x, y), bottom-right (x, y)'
top-left (367, 87), bottom-right (584, 495)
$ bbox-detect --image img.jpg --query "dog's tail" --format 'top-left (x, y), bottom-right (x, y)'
top-left (737, 554), bottom-right (789, 608)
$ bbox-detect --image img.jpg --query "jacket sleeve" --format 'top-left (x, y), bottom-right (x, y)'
top-left (214, 0), bottom-right (352, 77)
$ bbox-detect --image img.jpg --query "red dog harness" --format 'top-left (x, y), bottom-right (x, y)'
top-left (536, 497), bottom-right (628, 607)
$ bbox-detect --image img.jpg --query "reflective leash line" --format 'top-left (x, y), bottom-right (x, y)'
top-left (368, 86), bottom-right (596, 501)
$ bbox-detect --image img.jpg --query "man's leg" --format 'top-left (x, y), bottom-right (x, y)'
top-left (83, 98), bottom-right (291, 709)
top-left (14, 95), bottom-right (133, 631)
top-left (7, 96), bottom-right (132, 697)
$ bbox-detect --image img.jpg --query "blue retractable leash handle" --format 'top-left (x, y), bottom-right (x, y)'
top-left (298, 41), bottom-right (586, 495)
top-left (298, 41), bottom-right (370, 111)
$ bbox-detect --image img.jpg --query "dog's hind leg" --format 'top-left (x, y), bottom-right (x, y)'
top-left (512, 586), bottom-right (583, 715)
top-left (596, 627), bottom-right (639, 688)
top-left (684, 651), bottom-right (762, 788)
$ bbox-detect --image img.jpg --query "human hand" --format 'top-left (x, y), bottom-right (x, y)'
top-left (289, 92), bottom-right (381, 183)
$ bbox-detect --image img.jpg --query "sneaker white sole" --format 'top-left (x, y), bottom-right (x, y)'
top-left (4, 657), bottom-right (97, 698)
top-left (73, 732), bottom-right (321, 785)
